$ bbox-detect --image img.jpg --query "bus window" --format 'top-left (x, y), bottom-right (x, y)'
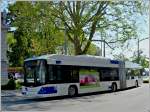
top-left (48, 66), bottom-right (56, 81)
top-left (126, 69), bottom-right (131, 80)
top-left (100, 69), bottom-right (111, 81)
top-left (100, 68), bottom-right (119, 81)
top-left (37, 60), bottom-right (47, 84)
top-left (24, 60), bottom-right (47, 86)
top-left (72, 67), bottom-right (79, 82)
top-left (49, 65), bottom-right (72, 83)
top-left (56, 66), bottom-right (62, 81)
top-left (61, 66), bottom-right (72, 83)
top-left (110, 69), bottom-right (119, 80)
top-left (131, 76), bottom-right (134, 79)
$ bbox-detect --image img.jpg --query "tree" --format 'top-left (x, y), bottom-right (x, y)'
top-left (113, 53), bottom-right (129, 61)
top-left (7, 1), bottom-right (65, 66)
top-left (7, 1), bottom-right (98, 66)
top-left (131, 51), bottom-right (149, 68)
top-left (6, 1), bottom-right (148, 66)
top-left (50, 1), bottom-right (148, 55)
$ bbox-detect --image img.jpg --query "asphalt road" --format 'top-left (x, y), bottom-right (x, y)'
top-left (1, 84), bottom-right (150, 112)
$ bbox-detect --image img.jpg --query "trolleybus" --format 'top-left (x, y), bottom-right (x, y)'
top-left (22, 54), bottom-right (142, 97)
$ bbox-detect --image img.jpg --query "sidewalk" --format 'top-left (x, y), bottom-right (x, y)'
top-left (1, 90), bottom-right (22, 97)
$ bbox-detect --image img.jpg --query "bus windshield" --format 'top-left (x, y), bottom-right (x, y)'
top-left (24, 60), bottom-right (46, 86)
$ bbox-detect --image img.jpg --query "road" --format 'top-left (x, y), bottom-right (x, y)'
top-left (1, 84), bottom-right (150, 112)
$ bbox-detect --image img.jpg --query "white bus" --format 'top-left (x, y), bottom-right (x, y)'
top-left (22, 54), bottom-right (142, 97)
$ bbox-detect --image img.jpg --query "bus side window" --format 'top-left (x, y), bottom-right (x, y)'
top-left (100, 68), bottom-right (119, 81)
top-left (56, 66), bottom-right (62, 81)
top-left (48, 65), bottom-right (56, 82)
top-left (131, 76), bottom-right (134, 79)
top-left (72, 67), bottom-right (79, 82)
top-left (61, 66), bottom-right (72, 83)
top-left (100, 68), bottom-right (111, 81)
top-left (110, 68), bottom-right (119, 81)
top-left (126, 69), bottom-right (132, 80)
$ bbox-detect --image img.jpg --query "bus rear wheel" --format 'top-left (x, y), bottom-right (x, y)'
top-left (111, 83), bottom-right (117, 92)
top-left (68, 86), bottom-right (77, 97)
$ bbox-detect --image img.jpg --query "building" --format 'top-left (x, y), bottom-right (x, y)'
top-left (1, 12), bottom-right (9, 85)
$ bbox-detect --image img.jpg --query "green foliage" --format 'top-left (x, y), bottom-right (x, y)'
top-left (50, 1), bottom-right (148, 55)
top-left (7, 79), bottom-right (16, 90)
top-left (86, 44), bottom-right (97, 55)
top-left (7, 1), bottom-right (64, 66)
top-left (15, 80), bottom-right (23, 89)
top-left (132, 55), bottom-right (149, 68)
top-left (113, 53), bottom-right (129, 61)
top-left (6, 33), bottom-right (16, 45)
top-left (1, 79), bottom-right (23, 90)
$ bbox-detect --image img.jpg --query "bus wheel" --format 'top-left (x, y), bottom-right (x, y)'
top-left (111, 83), bottom-right (117, 92)
top-left (135, 80), bottom-right (138, 87)
top-left (68, 86), bottom-right (77, 97)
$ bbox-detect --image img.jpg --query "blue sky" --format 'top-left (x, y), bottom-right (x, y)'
top-left (1, 0), bottom-right (149, 59)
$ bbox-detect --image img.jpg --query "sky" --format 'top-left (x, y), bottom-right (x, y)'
top-left (90, 2), bottom-right (149, 60)
top-left (103, 14), bottom-right (149, 59)
top-left (0, 0), bottom-right (149, 59)
top-left (92, 5), bottom-right (149, 59)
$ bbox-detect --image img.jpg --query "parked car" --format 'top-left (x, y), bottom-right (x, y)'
top-left (142, 68), bottom-right (149, 83)
top-left (142, 75), bottom-right (149, 83)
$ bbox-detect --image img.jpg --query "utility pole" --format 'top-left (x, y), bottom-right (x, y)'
top-left (103, 40), bottom-right (105, 57)
top-left (64, 25), bottom-right (67, 55)
top-left (137, 37), bottom-right (149, 63)
top-left (100, 39), bottom-right (103, 56)
top-left (137, 38), bottom-right (140, 63)
top-left (92, 39), bottom-right (114, 57)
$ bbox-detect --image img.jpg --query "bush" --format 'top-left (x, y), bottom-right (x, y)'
top-left (1, 79), bottom-right (16, 90)
top-left (7, 79), bottom-right (16, 90)
top-left (15, 80), bottom-right (23, 89)
top-left (1, 79), bottom-right (24, 90)
top-left (1, 85), bottom-right (7, 90)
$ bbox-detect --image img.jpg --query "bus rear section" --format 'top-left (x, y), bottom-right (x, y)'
top-left (125, 61), bottom-right (142, 88)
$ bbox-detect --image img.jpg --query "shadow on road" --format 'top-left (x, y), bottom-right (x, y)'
top-left (31, 86), bottom-right (138, 102)
top-left (2, 86), bottom-right (139, 104)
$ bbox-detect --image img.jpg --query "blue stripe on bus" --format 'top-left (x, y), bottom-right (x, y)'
top-left (38, 86), bottom-right (57, 94)
top-left (56, 60), bottom-right (61, 64)
top-left (110, 60), bottom-right (119, 64)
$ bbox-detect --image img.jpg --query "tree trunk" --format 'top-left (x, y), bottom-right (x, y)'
top-left (73, 36), bottom-right (82, 55)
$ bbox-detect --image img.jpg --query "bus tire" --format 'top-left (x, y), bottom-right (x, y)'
top-left (111, 83), bottom-right (117, 92)
top-left (135, 80), bottom-right (138, 87)
top-left (68, 85), bottom-right (78, 97)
